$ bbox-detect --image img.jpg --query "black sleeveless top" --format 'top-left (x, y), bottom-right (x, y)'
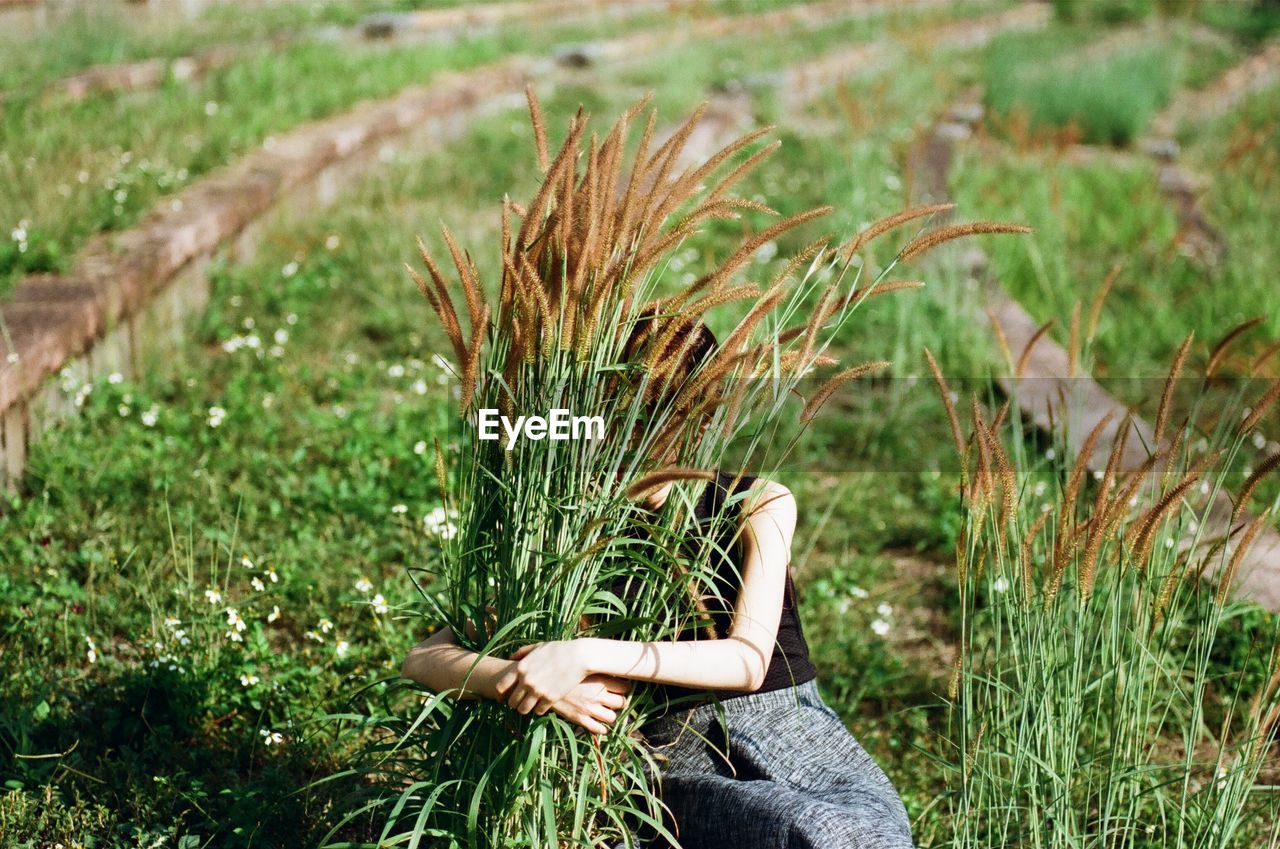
top-left (648, 471), bottom-right (817, 711)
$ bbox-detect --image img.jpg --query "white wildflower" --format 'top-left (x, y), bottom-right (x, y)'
top-left (267, 605), bottom-right (281, 623)
top-left (207, 406), bottom-right (226, 427)
top-left (204, 589), bottom-right (222, 605)
top-left (391, 504), bottom-right (408, 515)
top-left (240, 674), bottom-right (259, 687)
top-left (876, 602), bottom-right (893, 618)
top-left (871, 619), bottom-right (891, 637)
top-left (250, 577), bottom-right (265, 592)
top-left (85, 635), bottom-right (98, 664)
top-left (413, 440), bottom-right (428, 456)
top-left (850, 586), bottom-right (869, 599)
top-left (335, 640), bottom-right (350, 657)
top-left (372, 594), bottom-right (389, 615)
top-left (993, 577), bottom-right (1010, 593)
top-left (355, 577), bottom-right (373, 594)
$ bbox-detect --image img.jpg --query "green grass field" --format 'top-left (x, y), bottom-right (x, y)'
top-left (2, 1), bottom-right (1279, 846)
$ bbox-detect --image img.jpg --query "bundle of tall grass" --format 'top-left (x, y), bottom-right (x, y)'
top-left (320, 91), bottom-right (1028, 848)
top-left (927, 337), bottom-right (1280, 848)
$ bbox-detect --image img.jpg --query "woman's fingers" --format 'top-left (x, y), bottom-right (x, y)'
top-left (577, 713), bottom-right (607, 736)
top-left (588, 705), bottom-right (618, 725)
top-left (509, 643), bottom-right (539, 661)
top-left (601, 691), bottom-right (627, 710)
top-left (516, 691), bottom-right (541, 715)
top-left (533, 698), bottom-right (554, 716)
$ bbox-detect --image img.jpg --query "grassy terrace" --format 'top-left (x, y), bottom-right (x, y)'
top-left (0, 4), bottom-right (1005, 842)
top-left (0, 0), bottom-right (850, 297)
top-left (3, 2), bottom-right (1279, 846)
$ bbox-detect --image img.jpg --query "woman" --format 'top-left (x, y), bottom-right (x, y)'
top-left (401, 321), bottom-right (915, 849)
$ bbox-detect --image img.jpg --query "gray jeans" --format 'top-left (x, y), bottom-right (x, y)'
top-left (636, 680), bottom-right (915, 849)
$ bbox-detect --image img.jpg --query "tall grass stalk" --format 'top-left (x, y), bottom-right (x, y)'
top-left (931, 345), bottom-right (1280, 848)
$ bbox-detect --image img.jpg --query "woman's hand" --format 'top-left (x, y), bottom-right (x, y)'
top-left (547, 674), bottom-right (631, 735)
top-left (497, 640), bottom-right (592, 716)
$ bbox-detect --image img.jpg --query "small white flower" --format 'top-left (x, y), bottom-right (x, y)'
top-left (1041, 502), bottom-right (1052, 513)
top-left (391, 503), bottom-right (408, 515)
top-left (273, 328), bottom-right (289, 345)
top-left (5, 352), bottom-right (17, 365)
top-left (850, 586), bottom-right (869, 599)
top-left (107, 372), bottom-right (124, 384)
top-left (876, 602), bottom-right (893, 618)
top-left (372, 593), bottom-right (389, 615)
top-left (1188, 520), bottom-right (1198, 534)
top-left (267, 568), bottom-right (279, 583)
top-left (285, 312), bottom-right (298, 325)
top-left (344, 352), bottom-right (359, 366)
top-left (85, 635), bottom-right (98, 664)
top-left (118, 404), bottom-right (131, 417)
top-left (993, 577), bottom-right (1010, 593)
top-left (227, 631), bottom-right (243, 643)
top-left (204, 100), bottom-right (219, 116)
top-left (226, 608), bottom-right (247, 632)
top-left (319, 618), bottom-right (334, 634)
top-left (1092, 469), bottom-right (1103, 480)
top-left (1032, 480), bottom-right (1047, 497)
top-left (871, 619), bottom-right (891, 637)
top-left (335, 640), bottom-right (350, 657)
top-left (267, 605), bottom-right (281, 623)
top-left (207, 406), bottom-right (226, 427)
top-left (355, 577), bottom-right (373, 594)
top-left (413, 440), bottom-right (428, 456)
top-left (423, 506), bottom-right (460, 539)
top-left (259, 728), bottom-right (284, 745)
top-left (240, 673), bottom-right (259, 687)
top-left (250, 577), bottom-right (265, 592)
top-left (204, 589), bottom-right (223, 605)
top-left (1252, 432), bottom-right (1267, 450)
top-left (282, 261), bottom-right (299, 278)
top-left (1128, 496), bottom-right (1139, 507)
top-left (325, 234), bottom-right (340, 250)
top-left (304, 630), bottom-right (324, 643)
top-left (241, 556), bottom-right (255, 569)
top-left (1164, 538), bottom-right (1175, 549)
top-left (387, 363), bottom-right (406, 378)
top-left (140, 405), bottom-right (159, 427)
top-left (1045, 448), bottom-right (1057, 460)
top-left (1199, 481), bottom-right (1211, 495)
top-left (411, 379), bottom-right (428, 395)
top-left (164, 617), bottom-right (181, 628)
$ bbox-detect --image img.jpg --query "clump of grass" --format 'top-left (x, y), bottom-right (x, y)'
top-left (324, 90), bottom-right (1026, 847)
top-left (928, 340), bottom-right (1280, 848)
top-left (984, 35), bottom-right (1180, 146)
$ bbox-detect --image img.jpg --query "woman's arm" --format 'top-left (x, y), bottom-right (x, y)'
top-left (402, 626), bottom-right (632, 734)
top-left (402, 625), bottom-right (514, 701)
top-left (500, 479), bottom-right (797, 715)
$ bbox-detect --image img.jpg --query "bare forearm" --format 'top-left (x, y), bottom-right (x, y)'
top-left (577, 636), bottom-right (769, 692)
top-left (402, 632), bottom-right (513, 701)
